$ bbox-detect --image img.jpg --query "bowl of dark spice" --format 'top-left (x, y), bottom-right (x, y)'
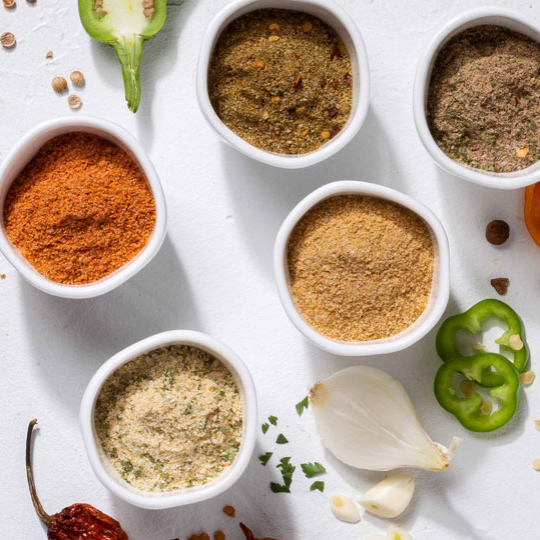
top-left (274, 181), bottom-right (450, 356)
top-left (80, 330), bottom-right (257, 509)
top-left (197, 0), bottom-right (369, 169)
top-left (0, 117), bottom-right (167, 298)
top-left (414, 7), bottom-right (540, 189)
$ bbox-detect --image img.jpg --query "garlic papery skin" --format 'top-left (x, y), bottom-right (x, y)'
top-left (330, 495), bottom-right (361, 523)
top-left (310, 366), bottom-right (460, 471)
top-left (387, 525), bottom-right (413, 540)
top-left (359, 474), bottom-right (415, 518)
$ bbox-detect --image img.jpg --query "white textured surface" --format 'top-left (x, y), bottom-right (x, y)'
top-left (1, 1), bottom-right (539, 539)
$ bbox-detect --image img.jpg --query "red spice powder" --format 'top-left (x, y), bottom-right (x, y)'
top-left (3, 132), bottom-right (156, 285)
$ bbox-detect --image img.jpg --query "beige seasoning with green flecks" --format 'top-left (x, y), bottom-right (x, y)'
top-left (94, 345), bottom-right (243, 492)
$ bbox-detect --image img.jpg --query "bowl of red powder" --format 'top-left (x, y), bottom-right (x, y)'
top-left (0, 117), bottom-right (167, 298)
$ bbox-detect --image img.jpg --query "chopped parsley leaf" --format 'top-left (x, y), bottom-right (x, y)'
top-left (310, 481), bottom-right (325, 492)
top-left (301, 462), bottom-right (326, 478)
top-left (276, 433), bottom-right (288, 444)
top-left (268, 415), bottom-right (278, 426)
top-left (262, 422), bottom-right (269, 434)
top-left (259, 452), bottom-right (273, 466)
top-left (295, 396), bottom-right (309, 416)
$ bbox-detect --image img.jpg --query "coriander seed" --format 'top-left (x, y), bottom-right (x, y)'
top-left (3, 0), bottom-right (16, 8)
top-left (302, 21), bottom-right (313, 33)
top-left (1, 31), bottom-right (16, 48)
top-left (268, 23), bottom-right (280, 33)
top-left (70, 70), bottom-right (85, 86)
top-left (51, 76), bottom-right (67, 93)
top-left (68, 94), bottom-right (82, 109)
top-left (252, 58), bottom-right (265, 69)
top-left (320, 130), bottom-right (331, 140)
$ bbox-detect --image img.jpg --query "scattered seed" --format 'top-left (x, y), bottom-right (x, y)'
top-left (268, 23), bottom-right (280, 33)
top-left (302, 21), bottom-right (313, 33)
top-left (3, 0), bottom-right (16, 8)
top-left (68, 94), bottom-right (82, 109)
top-left (296, 106), bottom-right (306, 115)
top-left (270, 96), bottom-right (281, 104)
top-left (480, 400), bottom-right (492, 416)
top-left (200, 534), bottom-right (210, 540)
top-left (520, 370), bottom-right (535, 386)
top-left (252, 58), bottom-right (265, 69)
top-left (51, 76), bottom-right (67, 93)
top-left (214, 532), bottom-right (226, 540)
top-left (223, 505), bottom-right (235, 518)
top-left (486, 220), bottom-right (510, 245)
top-left (268, 35), bottom-right (279, 43)
top-left (321, 130), bottom-right (332, 140)
top-left (299, 129), bottom-right (309, 137)
top-left (45, 50), bottom-right (53, 59)
top-left (509, 334), bottom-right (524, 351)
top-left (490, 277), bottom-right (509, 295)
top-left (1, 31), bottom-right (16, 48)
top-left (460, 380), bottom-right (476, 397)
top-left (517, 147), bottom-right (529, 158)
top-left (533, 458), bottom-right (540, 471)
top-left (70, 70), bottom-right (85, 86)
top-left (293, 73), bottom-right (302, 90)
top-left (535, 419), bottom-right (540, 431)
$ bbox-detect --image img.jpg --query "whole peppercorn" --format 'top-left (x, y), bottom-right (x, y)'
top-left (486, 220), bottom-right (510, 245)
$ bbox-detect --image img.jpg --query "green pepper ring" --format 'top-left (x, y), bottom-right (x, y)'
top-left (434, 352), bottom-right (520, 432)
top-left (436, 298), bottom-right (528, 387)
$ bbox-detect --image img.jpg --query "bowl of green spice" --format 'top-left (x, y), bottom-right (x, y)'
top-left (197, 0), bottom-right (370, 169)
top-left (80, 330), bottom-right (257, 509)
top-left (414, 7), bottom-right (540, 189)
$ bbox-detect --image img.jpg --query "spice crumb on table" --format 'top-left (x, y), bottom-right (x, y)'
top-left (208, 8), bottom-right (353, 155)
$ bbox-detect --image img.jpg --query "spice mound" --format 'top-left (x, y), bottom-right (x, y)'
top-left (428, 25), bottom-right (540, 173)
top-left (287, 195), bottom-right (434, 342)
top-left (94, 345), bottom-right (243, 493)
top-left (208, 9), bottom-right (353, 155)
top-left (3, 133), bottom-right (156, 285)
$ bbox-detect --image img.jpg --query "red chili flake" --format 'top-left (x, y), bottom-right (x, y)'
top-left (330, 45), bottom-right (342, 59)
top-left (328, 106), bottom-right (339, 118)
top-left (331, 125), bottom-right (342, 137)
top-left (514, 96), bottom-right (520, 106)
top-left (329, 79), bottom-right (339, 88)
top-left (344, 72), bottom-right (352, 86)
top-left (294, 54), bottom-right (301, 60)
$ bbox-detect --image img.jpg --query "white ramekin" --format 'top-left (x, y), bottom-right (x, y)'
top-left (0, 117), bottom-right (167, 298)
top-left (274, 181), bottom-right (450, 356)
top-left (413, 7), bottom-right (540, 190)
top-left (80, 330), bottom-right (257, 510)
top-left (196, 0), bottom-right (370, 169)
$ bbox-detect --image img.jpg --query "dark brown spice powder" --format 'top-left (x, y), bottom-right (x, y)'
top-left (3, 132), bottom-right (156, 285)
top-left (428, 25), bottom-right (540, 172)
top-left (208, 9), bottom-right (353, 155)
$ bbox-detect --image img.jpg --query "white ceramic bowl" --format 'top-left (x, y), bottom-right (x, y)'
top-left (196, 0), bottom-right (370, 169)
top-left (0, 117), bottom-right (167, 298)
top-left (80, 330), bottom-right (257, 510)
top-left (413, 7), bottom-right (540, 190)
top-left (274, 181), bottom-right (450, 356)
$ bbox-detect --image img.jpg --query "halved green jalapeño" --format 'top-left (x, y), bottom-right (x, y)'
top-left (78, 0), bottom-right (167, 112)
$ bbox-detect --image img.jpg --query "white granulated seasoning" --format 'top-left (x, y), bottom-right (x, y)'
top-left (94, 345), bottom-right (243, 492)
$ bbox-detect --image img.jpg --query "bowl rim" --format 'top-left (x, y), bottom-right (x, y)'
top-left (273, 180), bottom-right (450, 356)
top-left (413, 6), bottom-right (540, 190)
top-left (196, 0), bottom-right (370, 169)
top-left (79, 330), bottom-right (258, 510)
top-left (0, 116), bottom-right (167, 299)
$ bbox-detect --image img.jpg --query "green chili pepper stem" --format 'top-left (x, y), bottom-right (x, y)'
top-left (26, 419), bottom-right (53, 527)
top-left (113, 35), bottom-right (144, 113)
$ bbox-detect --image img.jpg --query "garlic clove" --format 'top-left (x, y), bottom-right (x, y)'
top-left (359, 474), bottom-right (415, 518)
top-left (310, 366), bottom-right (460, 471)
top-left (387, 525), bottom-right (413, 540)
top-left (330, 494), bottom-right (361, 523)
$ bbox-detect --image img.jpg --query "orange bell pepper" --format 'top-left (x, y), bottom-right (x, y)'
top-left (524, 183), bottom-right (540, 247)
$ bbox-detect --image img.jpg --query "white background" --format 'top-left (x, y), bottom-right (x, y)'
top-left (1, 0), bottom-right (539, 539)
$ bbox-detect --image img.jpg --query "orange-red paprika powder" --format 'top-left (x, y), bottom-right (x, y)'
top-left (3, 132), bottom-right (156, 285)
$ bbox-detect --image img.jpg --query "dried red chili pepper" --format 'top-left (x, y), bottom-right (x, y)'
top-left (26, 419), bottom-right (129, 540)
top-left (239, 523), bottom-right (278, 540)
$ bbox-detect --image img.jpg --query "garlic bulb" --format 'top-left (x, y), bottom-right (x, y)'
top-left (387, 525), bottom-right (413, 540)
top-left (330, 495), bottom-right (361, 523)
top-left (359, 474), bottom-right (415, 518)
top-left (310, 366), bottom-right (461, 471)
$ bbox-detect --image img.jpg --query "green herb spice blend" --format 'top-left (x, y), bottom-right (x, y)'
top-left (208, 8), bottom-right (353, 155)
top-left (428, 25), bottom-right (540, 172)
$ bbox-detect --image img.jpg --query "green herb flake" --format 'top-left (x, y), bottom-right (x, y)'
top-left (301, 462), bottom-right (326, 478)
top-left (277, 457), bottom-right (295, 488)
top-left (295, 396), bottom-right (309, 416)
top-left (310, 481), bottom-right (325, 492)
top-left (262, 422), bottom-right (270, 434)
top-left (268, 415), bottom-right (278, 426)
top-left (276, 433), bottom-right (288, 444)
top-left (259, 452), bottom-right (273, 466)
top-left (270, 482), bottom-right (291, 493)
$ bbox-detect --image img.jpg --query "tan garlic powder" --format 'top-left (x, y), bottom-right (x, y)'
top-left (94, 345), bottom-right (243, 493)
top-left (287, 195), bottom-right (435, 342)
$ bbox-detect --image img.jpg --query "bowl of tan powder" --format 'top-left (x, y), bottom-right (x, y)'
top-left (80, 330), bottom-right (257, 510)
top-left (274, 181), bottom-right (450, 356)
top-left (197, 0), bottom-right (370, 169)
top-left (414, 7), bottom-right (540, 189)
top-left (0, 117), bottom-right (167, 298)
